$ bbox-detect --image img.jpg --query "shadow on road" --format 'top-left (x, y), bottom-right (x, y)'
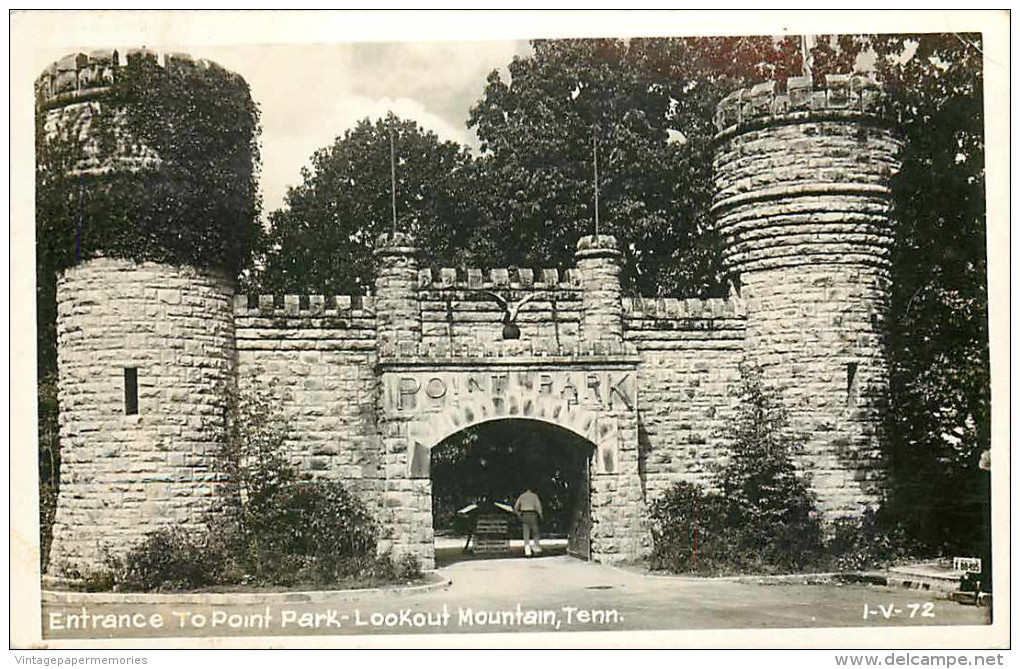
top-left (435, 543), bottom-right (571, 568)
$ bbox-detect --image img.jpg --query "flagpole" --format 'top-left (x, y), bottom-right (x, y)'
top-left (389, 121), bottom-right (398, 235)
top-left (801, 35), bottom-right (814, 79)
top-left (593, 125), bottom-right (599, 237)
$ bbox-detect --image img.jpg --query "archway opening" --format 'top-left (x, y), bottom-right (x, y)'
top-left (430, 418), bottom-right (595, 567)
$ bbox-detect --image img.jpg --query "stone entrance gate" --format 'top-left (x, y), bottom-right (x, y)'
top-left (42, 50), bottom-right (900, 576)
top-left (377, 357), bottom-right (642, 566)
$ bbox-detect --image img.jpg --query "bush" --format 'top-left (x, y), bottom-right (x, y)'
top-left (648, 477), bottom-right (722, 571)
top-left (246, 480), bottom-right (379, 585)
top-left (117, 527), bottom-right (213, 592)
top-left (649, 365), bottom-right (825, 575)
top-left (108, 479), bottom-right (388, 592)
top-left (88, 375), bottom-right (402, 593)
top-left (649, 480), bottom-right (823, 575)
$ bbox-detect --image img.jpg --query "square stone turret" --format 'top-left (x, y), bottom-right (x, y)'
top-left (373, 231), bottom-right (421, 357)
top-left (575, 234), bottom-right (624, 347)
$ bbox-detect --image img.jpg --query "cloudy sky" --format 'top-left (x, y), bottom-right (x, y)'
top-left (21, 11), bottom-right (1002, 220)
top-left (196, 41), bottom-right (532, 215)
top-left (31, 39), bottom-right (531, 217)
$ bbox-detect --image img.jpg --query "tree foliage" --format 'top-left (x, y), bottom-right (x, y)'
top-left (870, 34), bottom-right (989, 553)
top-left (256, 115), bottom-right (485, 295)
top-left (467, 37), bottom-right (803, 295)
top-left (36, 52), bottom-right (262, 282)
top-left (35, 52), bottom-right (262, 373)
top-left (34, 53), bottom-right (263, 565)
top-left (715, 366), bottom-right (819, 538)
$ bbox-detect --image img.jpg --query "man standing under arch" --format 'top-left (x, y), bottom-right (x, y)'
top-left (514, 487), bottom-right (544, 557)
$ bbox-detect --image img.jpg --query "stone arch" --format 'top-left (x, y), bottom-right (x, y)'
top-left (405, 392), bottom-right (621, 479)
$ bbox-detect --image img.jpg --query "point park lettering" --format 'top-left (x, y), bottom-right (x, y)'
top-left (389, 370), bottom-right (635, 413)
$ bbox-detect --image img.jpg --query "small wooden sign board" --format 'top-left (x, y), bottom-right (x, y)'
top-left (473, 514), bottom-right (511, 555)
top-left (953, 557), bottom-right (982, 573)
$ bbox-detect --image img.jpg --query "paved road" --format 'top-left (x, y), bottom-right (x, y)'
top-left (42, 555), bottom-right (989, 641)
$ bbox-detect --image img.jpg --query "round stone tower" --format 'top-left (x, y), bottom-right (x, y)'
top-left (38, 50), bottom-right (246, 575)
top-left (712, 74), bottom-right (902, 518)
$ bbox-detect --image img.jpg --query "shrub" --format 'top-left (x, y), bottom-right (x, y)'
top-left (117, 527), bottom-right (211, 592)
top-left (220, 375), bottom-right (297, 525)
top-left (95, 375), bottom-right (394, 592)
top-left (649, 365), bottom-right (825, 575)
top-left (399, 553), bottom-right (424, 581)
top-left (825, 508), bottom-right (923, 572)
top-left (649, 481), bottom-right (713, 572)
top-left (248, 480), bottom-right (379, 584)
top-left (716, 365), bottom-right (823, 558)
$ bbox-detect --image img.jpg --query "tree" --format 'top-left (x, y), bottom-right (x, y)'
top-left (467, 37), bottom-right (802, 296)
top-left (255, 115), bottom-right (484, 295)
top-left (870, 34), bottom-right (989, 554)
top-left (795, 33), bottom-right (989, 555)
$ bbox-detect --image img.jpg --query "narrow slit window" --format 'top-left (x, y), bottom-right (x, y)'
top-left (124, 367), bottom-right (138, 415)
top-left (846, 362), bottom-right (859, 409)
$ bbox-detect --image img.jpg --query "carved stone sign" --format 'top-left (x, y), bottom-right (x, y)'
top-left (381, 367), bottom-right (637, 479)
top-left (383, 369), bottom-right (637, 414)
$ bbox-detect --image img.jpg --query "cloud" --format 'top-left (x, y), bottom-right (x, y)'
top-left (259, 94), bottom-right (475, 217)
top-left (199, 41), bottom-right (531, 217)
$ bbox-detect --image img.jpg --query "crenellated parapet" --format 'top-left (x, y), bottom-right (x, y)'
top-left (35, 49), bottom-right (231, 112)
top-left (622, 296), bottom-right (746, 320)
top-left (713, 73), bottom-right (887, 135)
top-left (713, 74), bottom-right (900, 277)
top-left (623, 295), bottom-right (747, 356)
top-left (233, 294), bottom-right (377, 354)
top-left (417, 267), bottom-right (582, 291)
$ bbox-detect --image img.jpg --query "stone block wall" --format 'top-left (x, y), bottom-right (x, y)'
top-left (233, 295), bottom-right (380, 503)
top-left (623, 296), bottom-right (747, 502)
top-left (589, 407), bottom-right (647, 562)
top-left (49, 259), bottom-right (235, 574)
top-left (713, 74), bottom-right (901, 517)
